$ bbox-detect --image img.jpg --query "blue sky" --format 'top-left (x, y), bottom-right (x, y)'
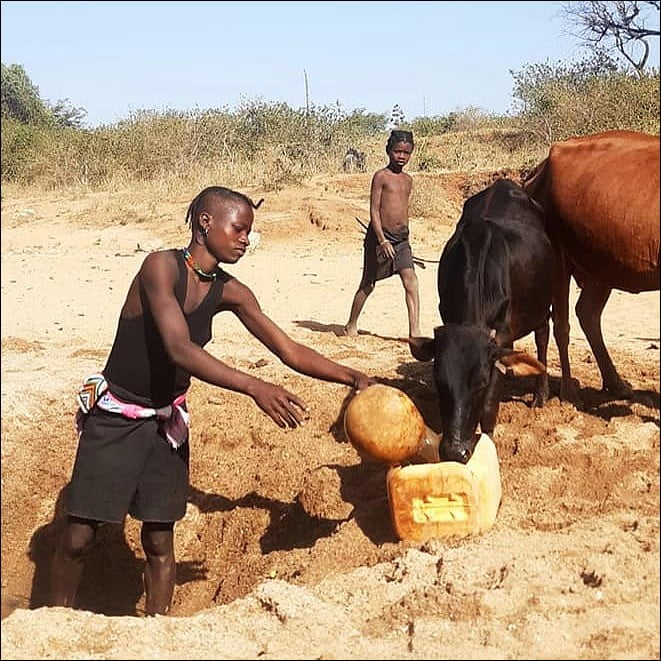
top-left (2, 1), bottom-right (659, 128)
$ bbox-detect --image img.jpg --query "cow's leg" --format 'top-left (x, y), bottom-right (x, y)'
top-left (551, 252), bottom-right (578, 403)
top-left (532, 316), bottom-right (550, 407)
top-left (575, 281), bottom-right (633, 398)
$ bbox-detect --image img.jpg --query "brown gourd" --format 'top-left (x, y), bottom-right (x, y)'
top-left (343, 384), bottom-right (426, 464)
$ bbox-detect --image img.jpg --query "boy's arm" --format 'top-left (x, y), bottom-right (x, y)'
top-left (370, 170), bottom-right (395, 259)
top-left (141, 253), bottom-right (312, 428)
top-left (369, 170), bottom-right (386, 243)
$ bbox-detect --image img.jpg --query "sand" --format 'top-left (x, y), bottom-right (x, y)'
top-left (1, 172), bottom-right (659, 659)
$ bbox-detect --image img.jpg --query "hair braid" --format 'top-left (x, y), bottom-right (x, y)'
top-left (185, 186), bottom-right (265, 229)
top-left (387, 130), bottom-right (414, 152)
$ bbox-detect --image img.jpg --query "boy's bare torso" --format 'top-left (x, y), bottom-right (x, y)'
top-left (374, 168), bottom-right (412, 233)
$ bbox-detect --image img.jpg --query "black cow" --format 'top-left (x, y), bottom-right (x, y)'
top-left (409, 178), bottom-right (553, 463)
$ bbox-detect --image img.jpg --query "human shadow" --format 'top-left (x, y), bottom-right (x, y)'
top-left (188, 486), bottom-right (339, 554)
top-left (28, 484), bottom-right (207, 616)
top-left (27, 488), bottom-right (69, 610)
top-left (293, 319), bottom-right (408, 344)
top-left (28, 485), bottom-right (143, 615)
top-left (188, 386), bottom-right (408, 549)
top-left (189, 470), bottom-right (399, 552)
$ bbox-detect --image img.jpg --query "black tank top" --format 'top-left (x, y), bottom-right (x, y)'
top-left (104, 250), bottom-right (227, 407)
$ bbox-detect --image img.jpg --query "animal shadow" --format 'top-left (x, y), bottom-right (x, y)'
top-left (334, 461), bottom-right (396, 544)
top-left (572, 385), bottom-right (660, 425)
top-left (501, 373), bottom-right (659, 425)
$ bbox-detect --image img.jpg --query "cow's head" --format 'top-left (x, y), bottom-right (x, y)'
top-left (409, 325), bottom-right (545, 464)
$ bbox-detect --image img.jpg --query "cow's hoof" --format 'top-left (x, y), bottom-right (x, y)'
top-left (603, 379), bottom-right (633, 399)
top-left (531, 394), bottom-right (547, 408)
top-left (559, 379), bottom-right (583, 409)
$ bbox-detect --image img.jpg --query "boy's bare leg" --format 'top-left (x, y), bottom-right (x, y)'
top-left (344, 283), bottom-right (374, 336)
top-left (141, 522), bottom-right (176, 616)
top-left (50, 517), bottom-right (98, 607)
top-left (400, 268), bottom-right (421, 337)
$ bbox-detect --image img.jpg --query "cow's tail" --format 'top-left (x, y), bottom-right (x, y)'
top-left (522, 157), bottom-right (551, 232)
top-left (522, 157), bottom-right (548, 196)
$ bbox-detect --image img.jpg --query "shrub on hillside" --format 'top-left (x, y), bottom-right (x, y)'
top-left (511, 52), bottom-right (660, 143)
top-left (1, 101), bottom-right (387, 189)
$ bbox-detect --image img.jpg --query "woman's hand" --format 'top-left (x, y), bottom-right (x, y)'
top-left (352, 372), bottom-right (378, 393)
top-left (249, 380), bottom-right (309, 428)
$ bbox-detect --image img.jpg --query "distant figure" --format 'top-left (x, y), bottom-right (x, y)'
top-left (343, 130), bottom-right (421, 338)
top-left (49, 185), bottom-right (375, 617)
top-left (343, 147), bottom-right (366, 173)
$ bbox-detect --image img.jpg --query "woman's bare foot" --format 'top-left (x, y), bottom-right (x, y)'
top-left (343, 324), bottom-right (358, 337)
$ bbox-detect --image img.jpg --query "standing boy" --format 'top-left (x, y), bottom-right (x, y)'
top-left (344, 130), bottom-right (421, 338)
top-left (50, 185), bottom-right (375, 616)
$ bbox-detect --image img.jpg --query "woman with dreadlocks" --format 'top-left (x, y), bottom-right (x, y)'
top-left (50, 185), bottom-right (375, 616)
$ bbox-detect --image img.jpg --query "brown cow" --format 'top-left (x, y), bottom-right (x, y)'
top-left (524, 130), bottom-right (660, 402)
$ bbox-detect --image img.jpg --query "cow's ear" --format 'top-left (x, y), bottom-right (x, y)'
top-left (409, 336), bottom-right (435, 362)
top-left (496, 349), bottom-right (545, 376)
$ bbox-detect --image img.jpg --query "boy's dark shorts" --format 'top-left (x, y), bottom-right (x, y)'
top-left (65, 407), bottom-right (190, 524)
top-left (361, 224), bottom-right (415, 285)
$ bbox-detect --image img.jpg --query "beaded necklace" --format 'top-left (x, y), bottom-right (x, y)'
top-left (181, 247), bottom-right (218, 281)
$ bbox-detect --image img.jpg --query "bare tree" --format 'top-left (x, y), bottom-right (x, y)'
top-left (560, 1), bottom-right (660, 75)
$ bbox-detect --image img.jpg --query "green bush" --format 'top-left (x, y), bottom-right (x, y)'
top-left (1, 101), bottom-right (388, 189)
top-left (511, 53), bottom-right (660, 143)
top-left (2, 54), bottom-right (659, 191)
top-left (1, 63), bottom-right (51, 125)
top-left (0, 117), bottom-right (52, 182)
